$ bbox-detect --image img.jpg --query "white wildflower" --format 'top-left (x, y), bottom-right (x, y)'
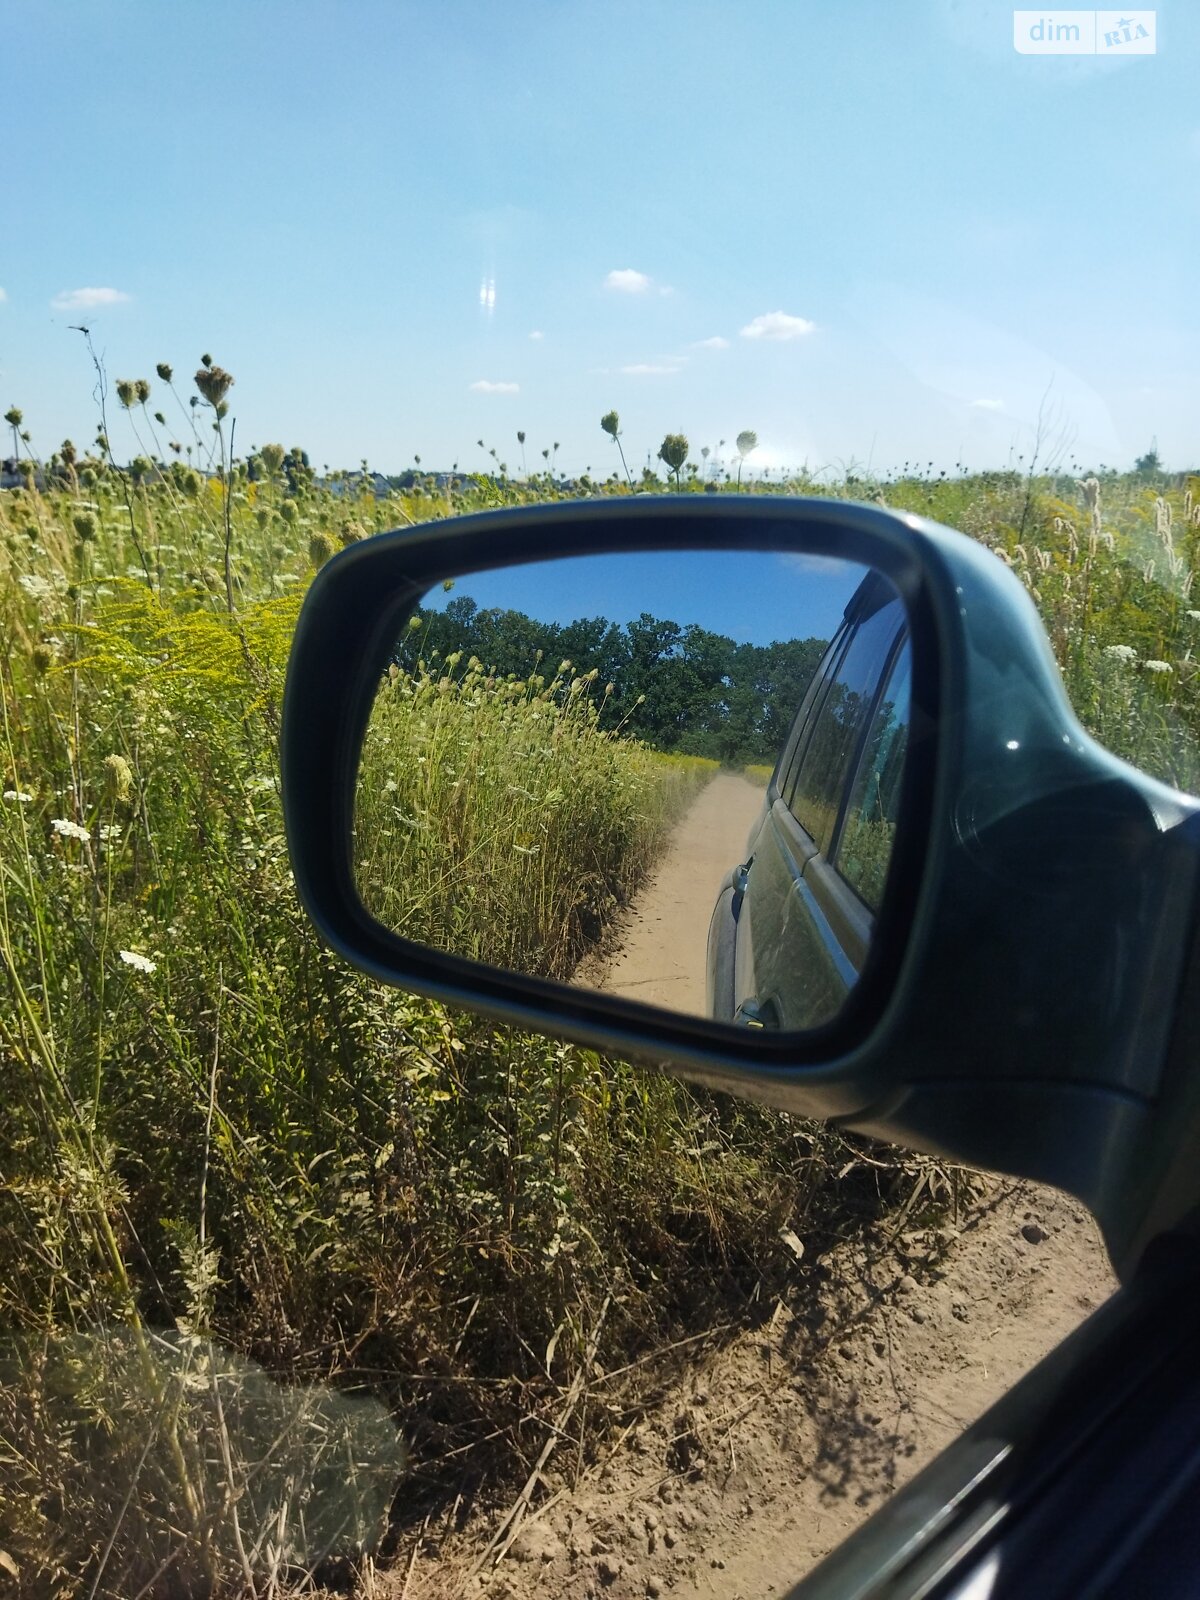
top-left (99, 823), bottom-right (123, 841)
top-left (119, 949), bottom-right (157, 974)
top-left (1103, 645), bottom-right (1137, 665)
top-left (4, 790), bottom-right (33, 803)
top-left (19, 574), bottom-right (55, 602)
top-left (1186, 611), bottom-right (1200, 622)
top-left (1144, 659), bottom-right (1174, 675)
top-left (51, 818), bottom-right (91, 842)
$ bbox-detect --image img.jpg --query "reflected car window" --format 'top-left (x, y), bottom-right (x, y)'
top-left (836, 639), bottom-right (911, 912)
top-left (784, 597), bottom-right (905, 854)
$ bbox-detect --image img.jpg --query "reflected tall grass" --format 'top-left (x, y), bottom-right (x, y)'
top-left (356, 653), bottom-right (715, 978)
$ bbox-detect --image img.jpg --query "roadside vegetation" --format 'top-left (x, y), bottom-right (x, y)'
top-left (2, 366), bottom-right (1197, 1594)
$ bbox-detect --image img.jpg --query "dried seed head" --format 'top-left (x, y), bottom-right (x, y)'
top-left (135, 378), bottom-right (151, 406)
top-left (103, 753), bottom-right (134, 804)
top-left (194, 364), bottom-right (235, 407)
top-left (31, 642), bottom-right (55, 675)
top-left (308, 531), bottom-right (335, 566)
top-left (72, 510), bottom-right (97, 541)
top-left (260, 442), bottom-right (285, 475)
top-left (116, 379), bottom-right (137, 409)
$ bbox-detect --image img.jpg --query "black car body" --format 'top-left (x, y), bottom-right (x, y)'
top-left (708, 570), bottom-right (911, 1030)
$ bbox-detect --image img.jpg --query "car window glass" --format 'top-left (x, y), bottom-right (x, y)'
top-left (836, 639), bottom-right (911, 912)
top-left (775, 624), bottom-right (849, 800)
top-left (785, 598), bottom-right (904, 853)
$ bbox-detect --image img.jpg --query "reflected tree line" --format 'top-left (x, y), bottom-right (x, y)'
top-left (397, 594), bottom-right (829, 766)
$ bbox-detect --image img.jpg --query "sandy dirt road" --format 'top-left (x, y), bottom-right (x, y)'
top-left (582, 771), bottom-right (766, 1014)
top-left (400, 774), bottom-right (1118, 1600)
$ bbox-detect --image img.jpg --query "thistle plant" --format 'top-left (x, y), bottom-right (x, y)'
top-left (601, 409), bottom-right (633, 487)
top-left (658, 432), bottom-right (688, 488)
top-left (193, 360), bottom-right (238, 610)
top-left (5, 404), bottom-right (23, 460)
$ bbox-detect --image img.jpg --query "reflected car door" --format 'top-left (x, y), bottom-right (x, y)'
top-left (735, 585), bottom-right (910, 1031)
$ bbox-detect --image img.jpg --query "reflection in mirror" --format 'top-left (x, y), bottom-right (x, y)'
top-left (354, 551), bottom-right (909, 1032)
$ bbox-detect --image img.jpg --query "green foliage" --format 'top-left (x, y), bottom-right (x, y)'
top-left (400, 595), bottom-right (829, 765)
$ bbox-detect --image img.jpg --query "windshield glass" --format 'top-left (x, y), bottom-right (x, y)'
top-left (1, 3), bottom-right (1188, 1594)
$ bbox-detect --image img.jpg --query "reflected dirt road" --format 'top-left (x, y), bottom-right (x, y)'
top-left (585, 771), bottom-right (765, 1014)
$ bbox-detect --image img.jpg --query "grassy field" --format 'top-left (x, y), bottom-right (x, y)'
top-left (2, 385), bottom-right (1199, 1594)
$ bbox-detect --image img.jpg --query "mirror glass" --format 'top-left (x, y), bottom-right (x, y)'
top-left (353, 551), bottom-right (910, 1032)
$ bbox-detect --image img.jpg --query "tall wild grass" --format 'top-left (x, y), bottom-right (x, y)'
top-left (357, 650), bottom-right (714, 977)
top-left (2, 373), bottom-right (1198, 1593)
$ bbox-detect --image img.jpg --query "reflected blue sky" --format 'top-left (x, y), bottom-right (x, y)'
top-left (423, 550), bottom-right (871, 647)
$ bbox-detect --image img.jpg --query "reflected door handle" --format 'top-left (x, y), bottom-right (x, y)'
top-left (734, 996), bottom-right (779, 1030)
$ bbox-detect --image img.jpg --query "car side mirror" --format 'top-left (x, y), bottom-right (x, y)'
top-left (281, 497), bottom-right (1200, 1277)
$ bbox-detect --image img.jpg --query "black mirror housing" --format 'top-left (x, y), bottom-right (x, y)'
top-left (282, 497), bottom-right (1200, 1275)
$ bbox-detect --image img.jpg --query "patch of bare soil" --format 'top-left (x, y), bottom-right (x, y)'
top-left (393, 1183), bottom-right (1113, 1600)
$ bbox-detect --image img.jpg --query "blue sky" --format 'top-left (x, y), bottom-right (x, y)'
top-left (427, 552), bottom-right (867, 646)
top-left (2, 1), bottom-right (1197, 477)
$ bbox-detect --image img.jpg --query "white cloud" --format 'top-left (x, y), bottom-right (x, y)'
top-left (970, 397), bottom-right (1004, 410)
top-left (0, 287), bottom-right (7, 303)
top-left (605, 268), bottom-right (652, 294)
top-left (692, 335), bottom-right (729, 350)
top-left (469, 379), bottom-right (519, 394)
top-left (621, 362), bottom-right (681, 375)
top-left (529, 329), bottom-right (544, 341)
top-left (50, 286), bottom-right (132, 312)
top-left (740, 310), bottom-right (816, 341)
top-left (780, 551), bottom-right (869, 579)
